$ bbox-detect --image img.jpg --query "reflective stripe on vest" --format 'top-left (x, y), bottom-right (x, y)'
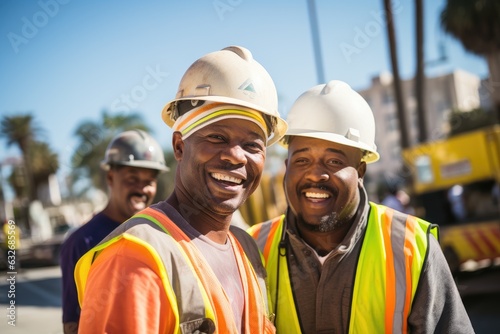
top-left (141, 207), bottom-right (271, 334)
top-left (350, 203), bottom-right (438, 334)
top-left (248, 202), bottom-right (438, 334)
top-left (248, 215), bottom-right (301, 333)
top-left (75, 208), bottom-right (217, 333)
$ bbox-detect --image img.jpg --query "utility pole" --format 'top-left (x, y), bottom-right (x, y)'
top-left (307, 0), bottom-right (325, 84)
top-left (415, 0), bottom-right (428, 143)
top-left (383, 0), bottom-right (410, 149)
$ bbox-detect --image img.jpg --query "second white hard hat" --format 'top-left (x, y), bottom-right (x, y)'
top-left (284, 80), bottom-right (379, 163)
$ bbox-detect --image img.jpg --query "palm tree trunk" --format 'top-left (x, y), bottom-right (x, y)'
top-left (383, 0), bottom-right (410, 149)
top-left (19, 142), bottom-right (36, 202)
top-left (486, 52), bottom-right (500, 123)
top-left (415, 0), bottom-right (428, 143)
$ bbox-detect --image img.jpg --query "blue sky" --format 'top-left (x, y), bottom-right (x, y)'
top-left (0, 0), bottom-right (488, 197)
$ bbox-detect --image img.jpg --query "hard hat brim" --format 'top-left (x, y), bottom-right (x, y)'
top-left (161, 95), bottom-right (287, 146)
top-left (101, 160), bottom-right (170, 173)
top-left (281, 131), bottom-right (380, 164)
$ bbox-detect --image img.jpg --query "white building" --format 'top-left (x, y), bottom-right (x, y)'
top-left (357, 69), bottom-right (482, 191)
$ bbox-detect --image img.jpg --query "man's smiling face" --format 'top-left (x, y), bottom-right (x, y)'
top-left (284, 136), bottom-right (365, 232)
top-left (174, 117), bottom-right (267, 216)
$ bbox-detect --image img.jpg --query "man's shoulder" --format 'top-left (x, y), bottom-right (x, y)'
top-left (61, 212), bottom-right (119, 250)
top-left (247, 215), bottom-right (284, 237)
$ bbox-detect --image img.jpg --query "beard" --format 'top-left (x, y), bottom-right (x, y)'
top-left (298, 210), bottom-right (349, 233)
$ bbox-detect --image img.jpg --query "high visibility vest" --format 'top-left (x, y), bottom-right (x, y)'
top-left (248, 202), bottom-right (439, 334)
top-left (76, 207), bottom-right (273, 334)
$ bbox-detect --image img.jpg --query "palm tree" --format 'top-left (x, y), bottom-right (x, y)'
top-left (7, 140), bottom-right (59, 200)
top-left (31, 141), bottom-right (59, 193)
top-left (70, 110), bottom-right (152, 194)
top-left (441, 0), bottom-right (500, 120)
top-left (0, 113), bottom-right (42, 201)
top-left (383, 0), bottom-right (410, 149)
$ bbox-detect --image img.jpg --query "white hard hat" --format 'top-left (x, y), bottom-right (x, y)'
top-left (101, 130), bottom-right (169, 172)
top-left (161, 46), bottom-right (287, 146)
top-left (284, 80), bottom-right (379, 163)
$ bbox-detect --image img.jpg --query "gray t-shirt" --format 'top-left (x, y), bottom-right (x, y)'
top-left (172, 210), bottom-right (244, 333)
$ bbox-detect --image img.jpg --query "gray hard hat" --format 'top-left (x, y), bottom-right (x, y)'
top-left (101, 130), bottom-right (169, 172)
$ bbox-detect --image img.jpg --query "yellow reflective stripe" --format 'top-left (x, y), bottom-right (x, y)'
top-left (134, 213), bottom-right (169, 232)
top-left (350, 204), bottom-right (387, 334)
top-left (182, 109), bottom-right (267, 137)
top-left (75, 234), bottom-right (124, 307)
top-left (350, 203), bottom-right (432, 333)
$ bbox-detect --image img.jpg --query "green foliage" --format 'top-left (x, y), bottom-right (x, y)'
top-left (70, 110), bottom-right (152, 193)
top-left (0, 113), bottom-right (42, 151)
top-left (0, 113), bottom-right (58, 201)
top-left (448, 108), bottom-right (498, 136)
top-left (441, 0), bottom-right (500, 55)
top-left (30, 141), bottom-right (59, 187)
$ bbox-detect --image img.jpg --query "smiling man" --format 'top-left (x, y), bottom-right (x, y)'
top-left (60, 129), bottom-right (169, 334)
top-left (248, 80), bottom-right (474, 334)
top-left (75, 46), bottom-right (286, 334)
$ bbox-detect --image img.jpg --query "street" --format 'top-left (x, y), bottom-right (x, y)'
top-left (1, 264), bottom-right (499, 333)
top-left (0, 266), bottom-right (62, 334)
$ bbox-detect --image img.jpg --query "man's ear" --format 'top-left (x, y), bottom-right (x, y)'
top-left (357, 161), bottom-right (367, 179)
top-left (106, 170), bottom-right (114, 187)
top-left (172, 132), bottom-right (184, 161)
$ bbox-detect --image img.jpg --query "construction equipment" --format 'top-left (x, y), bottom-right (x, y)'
top-left (402, 125), bottom-right (500, 273)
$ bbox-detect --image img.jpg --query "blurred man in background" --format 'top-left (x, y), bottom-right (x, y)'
top-left (60, 129), bottom-right (169, 334)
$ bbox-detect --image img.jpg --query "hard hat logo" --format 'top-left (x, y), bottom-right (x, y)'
top-left (161, 45), bottom-right (288, 146)
top-left (238, 79), bottom-right (256, 94)
top-left (101, 130), bottom-right (169, 172)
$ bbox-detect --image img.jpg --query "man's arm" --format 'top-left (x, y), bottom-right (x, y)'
top-left (77, 240), bottom-right (175, 334)
top-left (408, 236), bottom-right (475, 333)
top-left (60, 235), bottom-right (84, 334)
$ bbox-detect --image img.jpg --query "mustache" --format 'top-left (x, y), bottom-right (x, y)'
top-left (299, 183), bottom-right (337, 196)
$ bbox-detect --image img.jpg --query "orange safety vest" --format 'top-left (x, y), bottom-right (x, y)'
top-left (76, 207), bottom-right (274, 333)
top-left (248, 202), bottom-right (438, 334)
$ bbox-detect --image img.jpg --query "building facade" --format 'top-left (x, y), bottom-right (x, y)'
top-left (357, 69), bottom-right (483, 198)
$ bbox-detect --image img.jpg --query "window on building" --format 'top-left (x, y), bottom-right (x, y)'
top-left (391, 144), bottom-right (401, 160)
top-left (385, 113), bottom-right (398, 132)
top-left (383, 90), bottom-right (394, 105)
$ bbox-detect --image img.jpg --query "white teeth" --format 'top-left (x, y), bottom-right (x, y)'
top-left (305, 192), bottom-right (329, 199)
top-left (130, 196), bottom-right (146, 209)
top-left (211, 172), bottom-right (243, 184)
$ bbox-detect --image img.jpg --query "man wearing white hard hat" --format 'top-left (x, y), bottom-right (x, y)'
top-left (75, 46), bottom-right (286, 333)
top-left (248, 80), bottom-right (474, 333)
